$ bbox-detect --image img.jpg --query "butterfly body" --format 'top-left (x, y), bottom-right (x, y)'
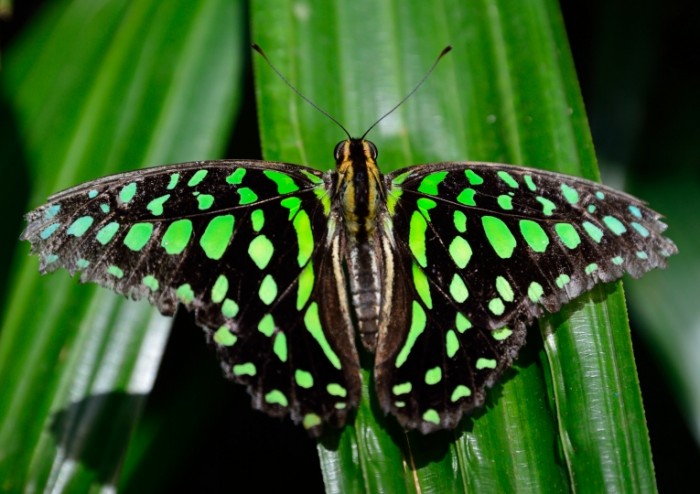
top-left (22, 137), bottom-right (677, 436)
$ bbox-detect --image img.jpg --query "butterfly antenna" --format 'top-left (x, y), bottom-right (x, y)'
top-left (252, 43), bottom-right (352, 140)
top-left (361, 45), bottom-right (452, 140)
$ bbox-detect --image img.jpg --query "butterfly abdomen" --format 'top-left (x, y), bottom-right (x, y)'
top-left (334, 138), bottom-right (393, 351)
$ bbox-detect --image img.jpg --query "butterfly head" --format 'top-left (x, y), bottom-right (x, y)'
top-left (334, 138), bottom-right (378, 167)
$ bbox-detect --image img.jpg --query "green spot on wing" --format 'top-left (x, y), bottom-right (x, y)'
top-left (495, 276), bottom-right (514, 302)
top-left (425, 367), bottom-right (442, 385)
top-left (327, 383), bottom-right (347, 397)
top-left (497, 170), bottom-right (519, 188)
top-left (449, 236), bottom-right (472, 269)
top-left (482, 215), bottom-right (517, 258)
top-left (488, 298), bottom-right (505, 315)
top-left (417, 171), bottom-right (448, 195)
top-left (197, 194), bottom-right (214, 210)
top-left (412, 263), bottom-right (432, 309)
top-left (273, 333), bottom-right (288, 362)
top-left (456, 188), bottom-right (477, 206)
top-left (395, 301), bottom-right (426, 368)
top-left (187, 169), bottom-right (208, 186)
top-left (264, 169), bottom-right (299, 194)
top-left (519, 219), bottom-right (549, 253)
top-left (629, 205), bottom-right (642, 218)
top-left (45, 204), bottom-right (60, 218)
top-left (257, 314), bottom-right (275, 337)
top-left (296, 263), bottom-right (314, 310)
top-left (416, 197), bottom-right (437, 220)
top-left (536, 196), bottom-right (556, 216)
top-left (497, 195), bottom-right (513, 210)
top-left (96, 222), bottom-right (120, 245)
top-left (295, 369), bottom-right (314, 389)
top-left (561, 183), bottom-right (579, 204)
top-left (293, 210), bottom-right (314, 267)
top-left (453, 210), bottom-right (467, 233)
top-left (161, 219), bottom-right (193, 254)
top-left (492, 327), bottom-right (513, 341)
top-left (304, 303), bottom-right (341, 370)
top-left (222, 298), bottom-right (239, 318)
top-left (40, 223), bottom-right (60, 239)
top-left (465, 169), bottom-right (484, 185)
top-left (67, 216), bottom-right (94, 237)
top-left (211, 275), bottom-right (229, 303)
top-left (455, 312), bottom-right (472, 332)
top-left (449, 273), bottom-right (469, 303)
top-left (238, 187), bottom-right (258, 205)
top-left (166, 173), bottom-right (179, 190)
top-left (119, 182), bottom-right (137, 203)
top-left (422, 409), bottom-right (440, 425)
top-left (176, 283), bottom-right (194, 304)
top-left (265, 390), bottom-right (288, 407)
top-left (200, 215), bottom-right (234, 260)
top-left (248, 235), bottom-right (274, 270)
top-left (583, 221), bottom-right (604, 243)
top-left (524, 175), bottom-right (536, 191)
top-left (392, 382), bottom-right (412, 395)
top-left (147, 194), bottom-right (170, 215)
top-left (226, 168), bottom-right (246, 185)
top-left (251, 209), bottom-right (265, 232)
top-left (446, 330), bottom-right (459, 358)
top-left (214, 327), bottom-right (237, 346)
top-left (631, 222), bottom-right (650, 237)
top-left (258, 275), bottom-right (278, 305)
top-left (107, 265), bottom-right (123, 278)
top-left (603, 215), bottom-right (627, 235)
top-left (528, 282), bottom-right (544, 302)
top-left (233, 362), bottom-right (256, 376)
top-left (123, 222), bottom-right (153, 251)
top-left (555, 223), bottom-right (581, 249)
top-left (301, 170), bottom-right (324, 184)
top-left (451, 385), bottom-right (472, 402)
top-left (556, 274), bottom-right (571, 288)
top-left (142, 275), bottom-right (159, 291)
top-left (409, 211), bottom-right (428, 267)
top-left (476, 358), bottom-right (497, 369)
top-left (280, 196), bottom-right (301, 219)
top-left (303, 413), bottom-right (322, 430)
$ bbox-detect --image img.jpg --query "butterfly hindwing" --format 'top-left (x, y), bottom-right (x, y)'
top-left (377, 162), bottom-right (676, 432)
top-left (21, 160), bottom-right (361, 435)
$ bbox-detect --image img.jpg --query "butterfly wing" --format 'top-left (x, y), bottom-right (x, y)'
top-left (377, 162), bottom-right (677, 433)
top-left (21, 160), bottom-right (361, 435)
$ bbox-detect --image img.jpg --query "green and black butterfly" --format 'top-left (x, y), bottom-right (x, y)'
top-left (21, 47), bottom-right (677, 436)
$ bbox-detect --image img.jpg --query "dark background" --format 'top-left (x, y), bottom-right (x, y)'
top-left (2, 1), bottom-right (698, 492)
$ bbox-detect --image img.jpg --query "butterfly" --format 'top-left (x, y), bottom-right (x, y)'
top-left (21, 46), bottom-right (677, 436)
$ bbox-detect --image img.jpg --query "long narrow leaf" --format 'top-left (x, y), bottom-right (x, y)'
top-left (0, 0), bottom-right (242, 490)
top-left (252, 0), bottom-right (655, 492)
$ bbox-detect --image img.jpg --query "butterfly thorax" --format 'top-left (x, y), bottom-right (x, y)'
top-left (333, 138), bottom-right (391, 351)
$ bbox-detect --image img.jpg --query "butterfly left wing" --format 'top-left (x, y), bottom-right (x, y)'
top-left (21, 160), bottom-right (361, 435)
top-left (376, 162), bottom-right (677, 433)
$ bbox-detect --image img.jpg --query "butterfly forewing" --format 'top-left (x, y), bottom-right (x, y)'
top-left (378, 162), bottom-right (676, 432)
top-left (21, 160), bottom-right (361, 435)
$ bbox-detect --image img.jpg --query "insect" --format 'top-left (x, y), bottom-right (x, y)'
top-left (21, 46), bottom-right (677, 436)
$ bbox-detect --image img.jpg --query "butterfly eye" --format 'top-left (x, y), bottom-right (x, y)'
top-left (366, 141), bottom-right (378, 160)
top-left (333, 141), bottom-right (347, 162)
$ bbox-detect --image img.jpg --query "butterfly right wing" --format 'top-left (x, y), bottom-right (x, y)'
top-left (21, 160), bottom-right (361, 435)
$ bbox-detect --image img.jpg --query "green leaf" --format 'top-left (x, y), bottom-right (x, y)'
top-left (0, 0), bottom-right (242, 490)
top-left (252, 0), bottom-right (655, 492)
